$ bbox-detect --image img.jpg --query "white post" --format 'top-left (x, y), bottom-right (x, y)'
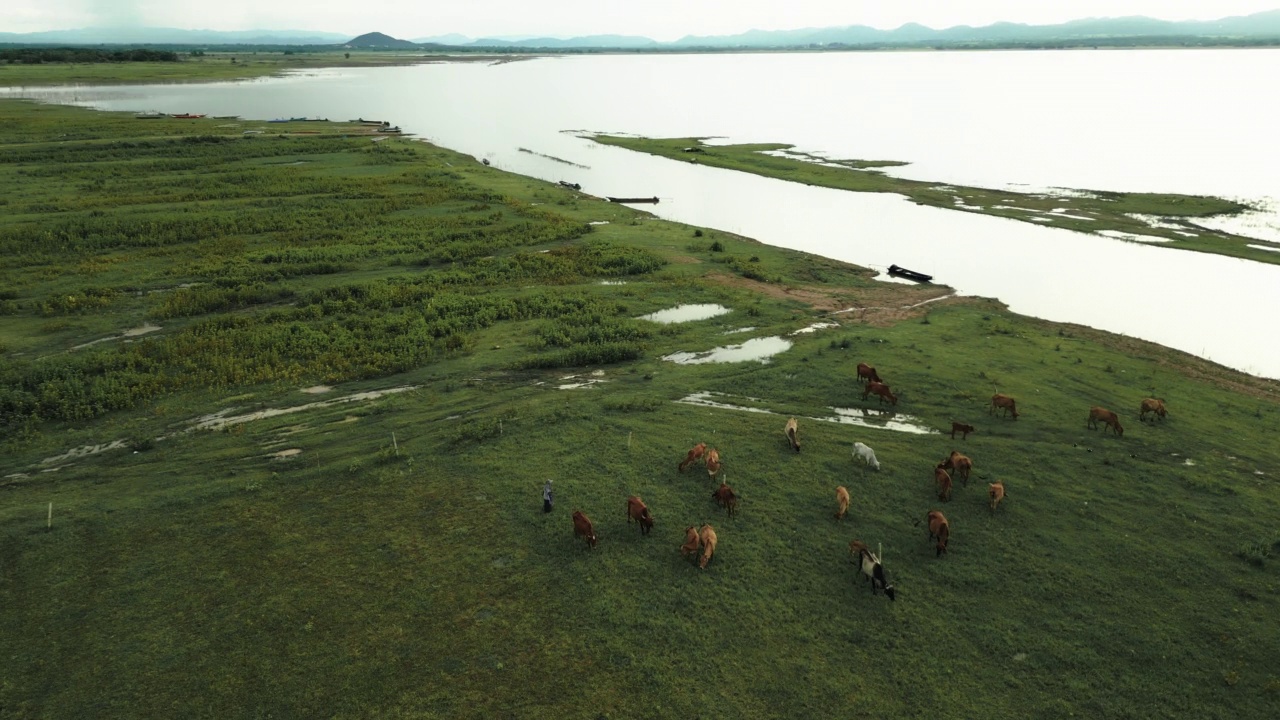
top-left (628, 431), bottom-right (632, 449)
top-left (499, 420), bottom-right (503, 435)
top-left (392, 432), bottom-right (399, 456)
top-left (47, 502), bottom-right (52, 529)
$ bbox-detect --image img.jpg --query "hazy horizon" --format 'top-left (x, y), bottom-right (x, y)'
top-left (4, 1), bottom-right (1279, 42)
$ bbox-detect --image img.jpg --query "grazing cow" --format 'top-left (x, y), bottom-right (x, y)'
top-left (784, 417), bottom-right (801, 453)
top-left (934, 464), bottom-right (953, 502)
top-left (848, 540), bottom-right (896, 601)
top-left (856, 363), bottom-right (882, 385)
top-left (572, 510), bottom-right (598, 549)
top-left (863, 381), bottom-right (898, 406)
top-left (924, 510), bottom-right (950, 557)
top-left (835, 486), bottom-right (850, 521)
top-left (705, 447), bottom-right (722, 481)
top-left (1140, 398), bottom-right (1167, 422)
top-left (942, 450), bottom-right (973, 486)
top-left (1088, 406), bottom-right (1124, 436)
top-left (678, 442), bottom-right (707, 472)
top-left (625, 496), bottom-right (654, 535)
top-left (950, 422), bottom-right (975, 440)
top-left (680, 525), bottom-right (700, 561)
top-left (989, 394), bottom-right (1019, 419)
top-left (852, 442), bottom-right (881, 470)
top-left (988, 481), bottom-right (1006, 513)
top-left (711, 482), bottom-right (739, 518)
top-left (698, 524), bottom-right (718, 569)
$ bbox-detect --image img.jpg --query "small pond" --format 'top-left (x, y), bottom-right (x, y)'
top-left (663, 336), bottom-right (792, 364)
top-left (638, 303), bottom-right (731, 324)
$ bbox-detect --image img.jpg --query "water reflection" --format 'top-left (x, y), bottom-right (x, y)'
top-left (638, 303), bottom-right (731, 324)
top-left (663, 336), bottom-right (792, 364)
top-left (674, 392), bottom-right (937, 434)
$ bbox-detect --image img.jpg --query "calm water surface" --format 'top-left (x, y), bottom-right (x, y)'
top-left (7, 50), bottom-right (1280, 377)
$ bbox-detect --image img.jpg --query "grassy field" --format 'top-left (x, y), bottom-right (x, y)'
top-left (592, 135), bottom-right (1280, 267)
top-left (0, 50), bottom-right (510, 88)
top-left (2, 100), bottom-right (1280, 719)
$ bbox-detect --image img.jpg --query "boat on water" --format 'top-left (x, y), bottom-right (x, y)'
top-left (170, 113), bottom-right (205, 119)
top-left (887, 264), bottom-right (933, 283)
top-left (607, 196), bottom-right (660, 204)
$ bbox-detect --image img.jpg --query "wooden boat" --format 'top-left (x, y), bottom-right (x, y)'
top-left (135, 111), bottom-right (165, 119)
top-left (559, 181), bottom-right (582, 191)
top-left (169, 113), bottom-right (205, 119)
top-left (607, 196), bottom-right (660, 204)
top-left (887, 264), bottom-right (932, 282)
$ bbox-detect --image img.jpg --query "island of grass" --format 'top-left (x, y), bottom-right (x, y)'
top-left (2, 101), bottom-right (1279, 718)
top-left (592, 135), bottom-right (1280, 266)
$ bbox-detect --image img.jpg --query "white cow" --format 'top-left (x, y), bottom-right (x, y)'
top-left (852, 442), bottom-right (880, 470)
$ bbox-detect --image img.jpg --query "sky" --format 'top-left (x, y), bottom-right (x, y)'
top-left (4, 0), bottom-right (1279, 40)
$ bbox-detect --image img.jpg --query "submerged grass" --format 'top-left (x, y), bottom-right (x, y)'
top-left (2, 101), bottom-right (1280, 718)
top-left (593, 135), bottom-right (1280, 267)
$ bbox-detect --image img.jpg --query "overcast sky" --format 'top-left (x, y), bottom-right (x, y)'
top-left (4, 0), bottom-right (1279, 40)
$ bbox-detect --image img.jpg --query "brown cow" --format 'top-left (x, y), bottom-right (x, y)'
top-left (863, 381), bottom-right (898, 406)
top-left (1140, 398), bottom-right (1167, 422)
top-left (942, 450), bottom-right (973, 486)
top-left (572, 510), bottom-right (597, 549)
top-left (856, 363), bottom-right (882, 385)
top-left (625, 496), bottom-right (654, 535)
top-left (678, 442), bottom-right (707, 472)
top-left (989, 394), bottom-right (1019, 419)
top-left (680, 525), bottom-right (700, 561)
top-left (835, 486), bottom-right (850, 521)
top-left (698, 524), bottom-right (718, 569)
top-left (950, 422), bottom-right (975, 440)
top-left (784, 417), bottom-right (801, 452)
top-left (988, 481), bottom-right (1006, 513)
top-left (711, 481), bottom-right (739, 518)
top-left (934, 464), bottom-right (953, 502)
top-left (925, 510), bottom-right (950, 557)
top-left (705, 447), bottom-right (722, 481)
top-left (1088, 406), bottom-right (1124, 436)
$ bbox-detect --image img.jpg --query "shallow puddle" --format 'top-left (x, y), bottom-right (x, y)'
top-left (638, 303), bottom-right (730, 324)
top-left (674, 392), bottom-right (937, 435)
top-left (1098, 230), bottom-right (1173, 243)
top-left (791, 322), bottom-right (839, 335)
top-left (1248, 243), bottom-right (1280, 253)
top-left (186, 386), bottom-right (418, 432)
top-left (663, 336), bottom-right (792, 364)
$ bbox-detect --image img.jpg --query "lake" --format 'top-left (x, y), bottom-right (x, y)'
top-left (6, 49), bottom-right (1280, 377)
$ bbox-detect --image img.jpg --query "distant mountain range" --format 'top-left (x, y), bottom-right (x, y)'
top-left (4, 11), bottom-right (1280, 48)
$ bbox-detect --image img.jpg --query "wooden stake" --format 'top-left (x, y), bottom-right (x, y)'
top-left (47, 502), bottom-right (52, 530)
top-left (628, 431), bottom-right (632, 449)
top-left (392, 432), bottom-right (399, 456)
top-left (499, 420), bottom-right (503, 435)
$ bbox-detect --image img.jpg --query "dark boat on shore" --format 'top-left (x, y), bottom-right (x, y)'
top-left (559, 181), bottom-right (582, 190)
top-left (887, 264), bottom-right (932, 282)
top-left (607, 196), bottom-right (660, 204)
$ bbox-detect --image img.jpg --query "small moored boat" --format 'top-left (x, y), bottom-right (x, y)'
top-left (607, 196), bottom-right (660, 204)
top-left (169, 113), bottom-right (205, 119)
top-left (887, 264), bottom-right (932, 282)
top-left (559, 181), bottom-right (582, 191)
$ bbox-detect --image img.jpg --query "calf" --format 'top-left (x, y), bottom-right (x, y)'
top-left (698, 524), bottom-right (718, 569)
top-left (1140, 398), bottom-right (1167, 422)
top-left (572, 510), bottom-right (598, 549)
top-left (678, 442), bottom-right (707, 472)
top-left (679, 525), bottom-right (700, 561)
top-left (934, 464), bottom-right (953, 502)
top-left (950, 422), bottom-right (975, 440)
top-left (625, 496), bottom-right (654, 535)
top-left (848, 540), bottom-right (895, 601)
top-left (856, 362), bottom-right (882, 385)
top-left (852, 441), bottom-right (881, 470)
top-left (989, 394), bottom-right (1019, 419)
top-left (942, 450), bottom-right (973, 486)
top-left (784, 417), bottom-right (801, 452)
top-left (705, 447), bottom-right (722, 481)
top-left (835, 486), bottom-right (850, 521)
top-left (924, 510), bottom-right (950, 557)
top-left (988, 481), bottom-right (1006, 513)
top-left (711, 481), bottom-right (739, 518)
top-left (1088, 406), bottom-right (1124, 436)
top-left (863, 381), bottom-right (898, 406)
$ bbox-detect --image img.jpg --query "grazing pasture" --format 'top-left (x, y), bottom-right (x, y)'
top-left (2, 101), bottom-right (1280, 719)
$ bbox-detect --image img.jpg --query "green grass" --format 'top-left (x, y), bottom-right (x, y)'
top-left (3, 100), bottom-right (1280, 719)
top-left (593, 135), bottom-right (1280, 267)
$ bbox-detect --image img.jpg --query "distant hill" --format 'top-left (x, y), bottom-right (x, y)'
top-left (344, 32), bottom-right (418, 49)
top-left (4, 11), bottom-right (1280, 50)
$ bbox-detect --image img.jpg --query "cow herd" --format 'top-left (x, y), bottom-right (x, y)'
top-left (563, 361), bottom-right (1169, 599)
